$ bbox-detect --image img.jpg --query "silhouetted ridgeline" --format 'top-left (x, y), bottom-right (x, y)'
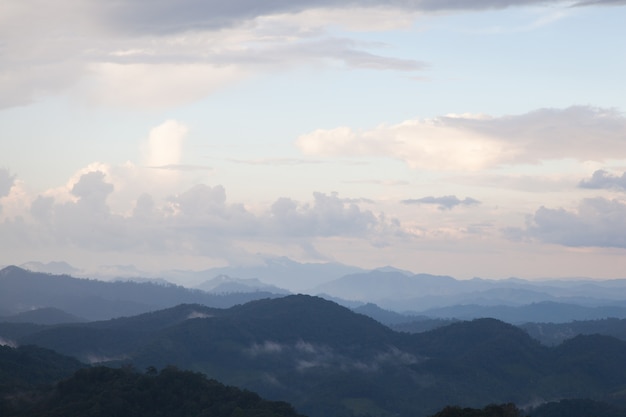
top-left (3, 295), bottom-right (626, 417)
top-left (0, 266), bottom-right (284, 321)
top-left (0, 361), bottom-right (305, 417)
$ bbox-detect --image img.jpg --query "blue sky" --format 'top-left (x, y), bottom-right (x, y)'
top-left (2, 0), bottom-right (626, 286)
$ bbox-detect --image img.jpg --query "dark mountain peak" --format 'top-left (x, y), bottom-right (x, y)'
top-left (1, 307), bottom-right (86, 325)
top-left (91, 303), bottom-right (222, 330)
top-left (556, 332), bottom-right (626, 353)
top-left (230, 294), bottom-right (360, 322)
top-left (416, 318), bottom-right (542, 357)
top-left (223, 294), bottom-right (398, 345)
top-left (0, 265), bottom-right (28, 276)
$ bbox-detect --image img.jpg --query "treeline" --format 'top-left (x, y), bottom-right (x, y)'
top-left (428, 400), bottom-right (626, 417)
top-left (2, 364), bottom-right (305, 417)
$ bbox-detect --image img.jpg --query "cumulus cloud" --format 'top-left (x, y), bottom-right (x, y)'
top-left (71, 171), bottom-right (114, 205)
top-left (268, 192), bottom-right (387, 237)
top-left (0, 169), bottom-right (16, 198)
top-left (401, 195), bottom-right (480, 210)
top-left (2, 166), bottom-right (403, 262)
top-left (142, 120), bottom-right (188, 167)
top-left (514, 197), bottom-right (626, 248)
top-left (579, 169), bottom-right (626, 191)
top-left (297, 106), bottom-right (626, 170)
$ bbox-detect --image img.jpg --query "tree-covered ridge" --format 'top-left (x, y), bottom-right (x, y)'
top-left (4, 296), bottom-right (626, 417)
top-left (0, 344), bottom-right (84, 391)
top-left (428, 400), bottom-right (626, 417)
top-left (7, 366), bottom-right (306, 417)
top-left (429, 403), bottom-right (525, 417)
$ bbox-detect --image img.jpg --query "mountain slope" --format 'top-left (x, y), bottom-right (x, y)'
top-left (2, 365), bottom-right (306, 417)
top-left (8, 295), bottom-right (626, 417)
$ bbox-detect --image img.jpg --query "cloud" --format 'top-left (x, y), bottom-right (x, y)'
top-left (268, 192), bottom-right (385, 237)
top-left (579, 170), bottom-right (626, 191)
top-left (0, 169), bottom-right (16, 198)
top-left (514, 197), bottom-right (626, 248)
top-left (573, 0), bottom-right (626, 6)
top-left (79, 0), bottom-right (626, 36)
top-left (14, 0), bottom-right (624, 109)
top-left (4, 167), bottom-right (403, 261)
top-left (297, 106), bottom-right (626, 170)
top-left (401, 195), bottom-right (481, 210)
top-left (71, 171), bottom-right (114, 204)
top-left (0, 2), bottom-right (427, 109)
top-left (84, 63), bottom-right (248, 108)
top-left (142, 120), bottom-right (188, 167)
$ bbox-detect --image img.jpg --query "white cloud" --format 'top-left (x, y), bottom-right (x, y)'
top-left (142, 120), bottom-right (188, 167)
top-left (0, 169), bottom-right (15, 198)
top-left (0, 1), bottom-right (427, 109)
top-left (3, 0), bottom-right (624, 108)
top-left (297, 106), bottom-right (626, 171)
top-left (579, 169), bottom-right (626, 191)
top-left (1, 164), bottom-right (405, 264)
top-left (512, 197), bottom-right (626, 248)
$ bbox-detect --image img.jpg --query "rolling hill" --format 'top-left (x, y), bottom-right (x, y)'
top-left (4, 295), bottom-right (626, 417)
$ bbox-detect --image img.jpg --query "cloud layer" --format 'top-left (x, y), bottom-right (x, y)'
top-left (297, 106), bottom-right (626, 170)
top-left (4, 0), bottom-right (625, 108)
top-left (580, 170), bottom-right (626, 191)
top-left (0, 167), bottom-right (402, 263)
top-left (521, 198), bottom-right (626, 248)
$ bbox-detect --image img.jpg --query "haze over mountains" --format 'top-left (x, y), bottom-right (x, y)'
top-left (3, 261), bottom-right (626, 324)
top-left (2, 263), bottom-right (626, 416)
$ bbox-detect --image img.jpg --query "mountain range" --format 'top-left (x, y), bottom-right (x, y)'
top-left (4, 264), bottom-right (626, 326)
top-left (3, 294), bottom-right (626, 417)
top-left (0, 266), bottom-right (283, 321)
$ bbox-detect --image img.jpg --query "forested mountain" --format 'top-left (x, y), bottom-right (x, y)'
top-left (0, 266), bottom-right (283, 321)
top-left (521, 318), bottom-right (626, 345)
top-left (1, 308), bottom-right (86, 325)
top-left (0, 344), bottom-right (84, 391)
top-left (417, 302), bottom-right (626, 324)
top-left (1, 364), bottom-right (305, 417)
top-left (3, 295), bottom-right (626, 417)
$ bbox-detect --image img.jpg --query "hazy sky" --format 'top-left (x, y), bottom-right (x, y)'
top-left (2, 0), bottom-right (626, 282)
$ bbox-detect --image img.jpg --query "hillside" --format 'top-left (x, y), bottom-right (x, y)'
top-left (521, 318), bottom-right (626, 345)
top-left (2, 365), bottom-right (306, 417)
top-left (5, 295), bottom-right (626, 417)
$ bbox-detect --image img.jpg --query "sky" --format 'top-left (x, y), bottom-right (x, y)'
top-left (2, 0), bottom-right (626, 286)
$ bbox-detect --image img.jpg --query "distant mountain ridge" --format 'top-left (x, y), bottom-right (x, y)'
top-left (0, 266), bottom-right (285, 321)
top-left (312, 269), bottom-right (626, 314)
top-left (195, 274), bottom-right (291, 294)
top-left (4, 264), bottom-right (626, 325)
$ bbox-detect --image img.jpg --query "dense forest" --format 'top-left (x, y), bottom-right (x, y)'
top-left (1, 362), bottom-right (305, 417)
